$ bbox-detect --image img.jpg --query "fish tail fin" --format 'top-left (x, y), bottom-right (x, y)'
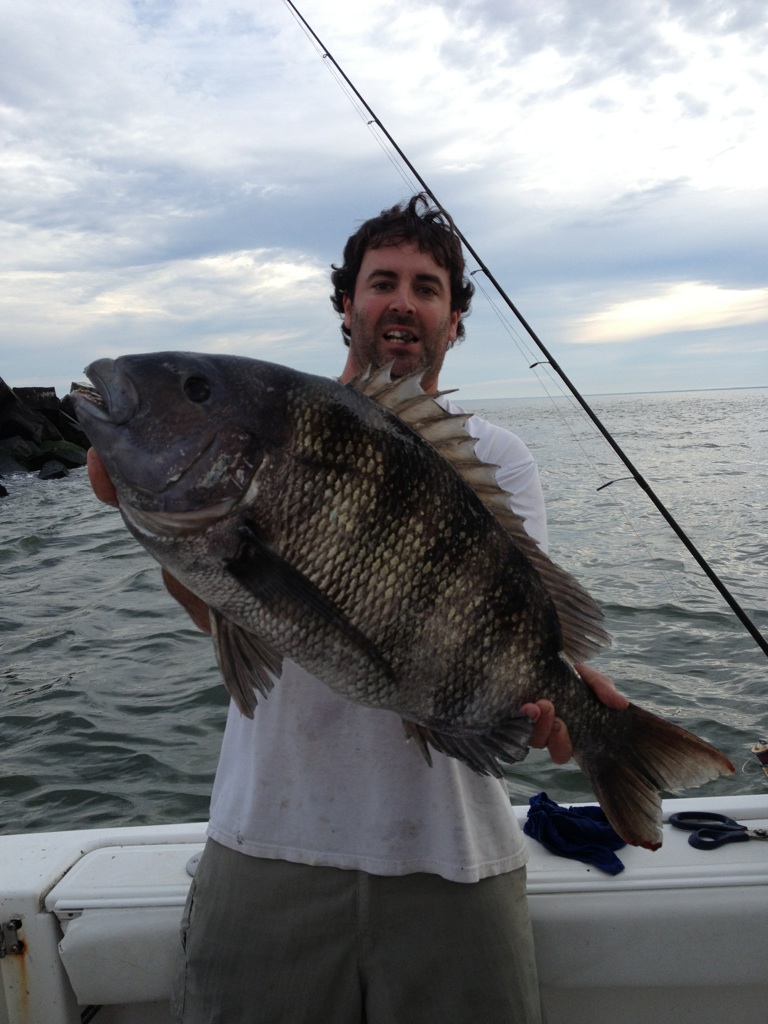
top-left (576, 703), bottom-right (734, 850)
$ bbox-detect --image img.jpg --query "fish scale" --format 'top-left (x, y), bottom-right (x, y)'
top-left (74, 351), bottom-right (735, 850)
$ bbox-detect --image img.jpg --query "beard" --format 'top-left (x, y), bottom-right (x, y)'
top-left (347, 307), bottom-right (454, 389)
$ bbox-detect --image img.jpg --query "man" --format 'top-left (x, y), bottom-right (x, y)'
top-left (89, 194), bottom-right (625, 1024)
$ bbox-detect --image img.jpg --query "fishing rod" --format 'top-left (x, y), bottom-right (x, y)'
top-left (282, 0), bottom-right (768, 662)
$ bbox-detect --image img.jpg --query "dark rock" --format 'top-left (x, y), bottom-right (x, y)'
top-left (0, 482), bottom-right (8, 498)
top-left (0, 453), bottom-right (28, 477)
top-left (0, 435), bottom-right (38, 464)
top-left (13, 386), bottom-right (60, 412)
top-left (23, 439), bottom-right (89, 471)
top-left (0, 377), bottom-right (92, 487)
top-left (58, 393), bottom-right (91, 448)
top-left (0, 377), bottom-right (61, 444)
top-left (38, 460), bottom-right (69, 480)
top-left (14, 384), bottom-right (93, 448)
top-left (39, 439), bottom-right (88, 468)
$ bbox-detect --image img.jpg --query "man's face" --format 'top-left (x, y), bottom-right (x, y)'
top-left (342, 240), bottom-right (460, 393)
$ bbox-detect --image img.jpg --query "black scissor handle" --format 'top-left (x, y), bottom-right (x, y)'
top-left (688, 828), bottom-right (750, 850)
top-left (669, 811), bottom-right (743, 832)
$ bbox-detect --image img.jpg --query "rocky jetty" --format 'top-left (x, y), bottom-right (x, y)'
top-left (0, 377), bottom-right (92, 495)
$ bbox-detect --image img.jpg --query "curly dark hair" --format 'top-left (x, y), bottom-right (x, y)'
top-left (330, 193), bottom-right (474, 346)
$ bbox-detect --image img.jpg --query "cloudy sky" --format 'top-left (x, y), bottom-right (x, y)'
top-left (2, 0), bottom-right (766, 399)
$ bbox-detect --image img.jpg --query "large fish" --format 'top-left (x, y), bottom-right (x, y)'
top-left (74, 351), bottom-right (734, 849)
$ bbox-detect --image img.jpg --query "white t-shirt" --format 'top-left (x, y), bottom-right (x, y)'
top-left (208, 406), bottom-right (547, 883)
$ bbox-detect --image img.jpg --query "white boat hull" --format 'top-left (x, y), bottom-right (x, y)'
top-left (2, 794), bottom-right (766, 1024)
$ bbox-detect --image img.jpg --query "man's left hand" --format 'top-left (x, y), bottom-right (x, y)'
top-left (521, 664), bottom-right (629, 765)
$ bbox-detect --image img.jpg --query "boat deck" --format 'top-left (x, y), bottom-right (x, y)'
top-left (1, 794), bottom-right (766, 1024)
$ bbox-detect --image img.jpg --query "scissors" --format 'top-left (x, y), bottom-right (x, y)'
top-left (669, 811), bottom-right (768, 850)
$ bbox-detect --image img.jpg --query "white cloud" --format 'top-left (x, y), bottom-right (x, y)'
top-left (571, 282), bottom-right (768, 344)
top-left (0, 0), bottom-right (766, 397)
top-left (0, 249), bottom-right (327, 337)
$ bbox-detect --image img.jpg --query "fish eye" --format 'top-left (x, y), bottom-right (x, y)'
top-left (183, 375), bottom-right (212, 403)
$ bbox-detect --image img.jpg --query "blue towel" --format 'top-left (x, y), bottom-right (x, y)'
top-left (524, 792), bottom-right (627, 875)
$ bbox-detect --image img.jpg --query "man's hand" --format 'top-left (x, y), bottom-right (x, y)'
top-left (521, 664), bottom-right (629, 765)
top-left (87, 447), bottom-right (118, 506)
top-left (161, 569), bottom-right (212, 634)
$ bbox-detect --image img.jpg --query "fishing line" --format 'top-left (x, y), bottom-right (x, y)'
top-left (471, 271), bottom-right (704, 621)
top-left (473, 280), bottom-right (761, 666)
top-left (470, 279), bottom-right (741, 653)
top-left (282, 0), bottom-right (768, 661)
top-left (287, 12), bottom-right (418, 195)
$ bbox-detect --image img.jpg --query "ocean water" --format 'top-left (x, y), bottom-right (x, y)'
top-left (1, 387), bottom-right (767, 835)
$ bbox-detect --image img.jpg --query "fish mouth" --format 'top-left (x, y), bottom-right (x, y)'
top-left (71, 382), bottom-right (104, 405)
top-left (71, 382), bottom-right (107, 416)
top-left (74, 359), bottom-right (141, 427)
top-left (73, 356), bottom-right (232, 508)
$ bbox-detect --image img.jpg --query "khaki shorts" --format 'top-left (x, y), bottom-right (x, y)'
top-left (173, 839), bottom-right (541, 1024)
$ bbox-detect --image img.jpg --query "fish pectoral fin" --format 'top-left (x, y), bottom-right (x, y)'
top-left (401, 720), bottom-right (433, 766)
top-left (402, 714), bottom-right (533, 777)
top-left (225, 521), bottom-right (395, 684)
top-left (210, 609), bottom-right (283, 717)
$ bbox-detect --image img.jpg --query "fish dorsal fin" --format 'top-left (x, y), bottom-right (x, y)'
top-left (348, 366), bottom-right (610, 664)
